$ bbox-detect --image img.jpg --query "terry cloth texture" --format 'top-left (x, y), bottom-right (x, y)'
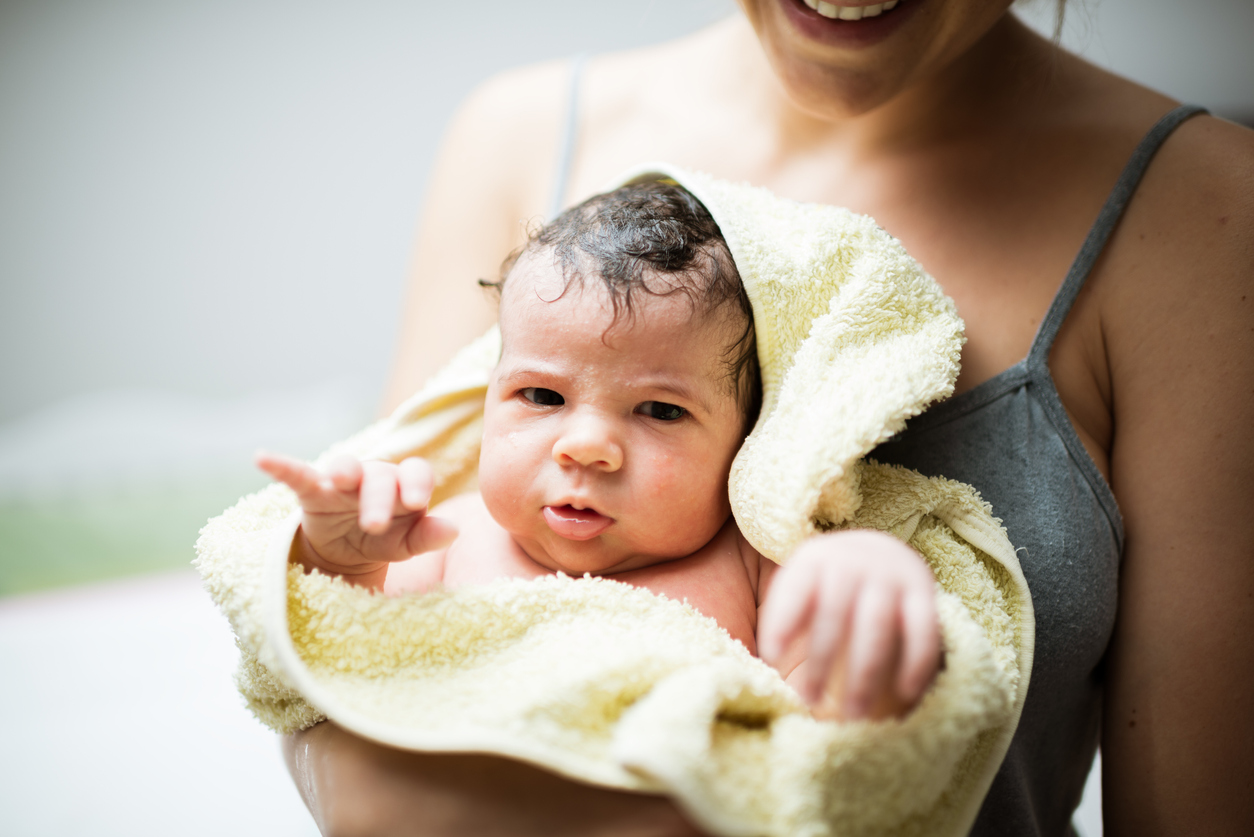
top-left (196, 166), bottom-right (1035, 837)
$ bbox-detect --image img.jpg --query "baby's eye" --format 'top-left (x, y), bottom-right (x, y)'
top-left (637, 401), bottom-right (686, 421)
top-left (522, 387), bottom-right (564, 406)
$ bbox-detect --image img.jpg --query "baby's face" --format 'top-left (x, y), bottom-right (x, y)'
top-left (479, 250), bottom-right (748, 576)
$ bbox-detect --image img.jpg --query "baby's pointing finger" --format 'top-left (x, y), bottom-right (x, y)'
top-left (357, 461), bottom-right (398, 534)
top-left (397, 457), bottom-right (434, 512)
top-left (255, 450), bottom-right (322, 498)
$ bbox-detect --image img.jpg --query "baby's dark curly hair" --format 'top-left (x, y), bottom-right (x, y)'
top-left (482, 181), bottom-right (761, 425)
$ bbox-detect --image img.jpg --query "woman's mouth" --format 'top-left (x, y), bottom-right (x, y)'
top-left (804, 0), bottom-right (900, 20)
top-left (784, 0), bottom-right (919, 46)
top-left (543, 505), bottom-right (614, 541)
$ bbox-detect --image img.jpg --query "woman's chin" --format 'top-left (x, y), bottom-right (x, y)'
top-left (746, 1), bottom-right (926, 116)
top-left (746, 0), bottom-right (1016, 119)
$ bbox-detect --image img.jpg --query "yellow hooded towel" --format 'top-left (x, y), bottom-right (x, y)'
top-left (196, 165), bottom-right (1034, 837)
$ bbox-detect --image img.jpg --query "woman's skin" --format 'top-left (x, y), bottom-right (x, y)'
top-left (291, 1), bottom-right (1254, 834)
top-left (282, 724), bottom-right (707, 837)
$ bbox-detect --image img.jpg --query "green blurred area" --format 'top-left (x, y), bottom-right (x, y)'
top-left (0, 479), bottom-right (265, 596)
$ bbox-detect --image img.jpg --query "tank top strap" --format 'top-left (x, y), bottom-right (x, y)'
top-left (548, 54), bottom-right (588, 220)
top-left (1026, 104), bottom-right (1208, 369)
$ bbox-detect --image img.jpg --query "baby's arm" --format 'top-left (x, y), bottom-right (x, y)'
top-left (757, 531), bottom-right (941, 721)
top-left (255, 451), bottom-right (459, 591)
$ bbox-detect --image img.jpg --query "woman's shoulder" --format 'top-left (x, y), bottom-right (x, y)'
top-left (1071, 86), bottom-right (1254, 465)
top-left (434, 58), bottom-right (576, 221)
top-left (1048, 46), bottom-right (1254, 241)
top-left (450, 20), bottom-right (731, 155)
top-left (1041, 49), bottom-right (1254, 365)
top-left (435, 22), bottom-right (732, 217)
top-left (1149, 112), bottom-right (1254, 241)
top-left (1097, 107), bottom-right (1253, 338)
top-left (1143, 112), bottom-right (1254, 290)
top-left (1118, 84), bottom-right (1254, 227)
top-left (457, 58), bottom-right (573, 128)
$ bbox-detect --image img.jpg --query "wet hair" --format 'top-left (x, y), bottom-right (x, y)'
top-left (482, 181), bottom-right (761, 426)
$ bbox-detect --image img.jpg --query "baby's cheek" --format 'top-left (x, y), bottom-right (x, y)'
top-left (483, 418), bottom-right (557, 521)
top-left (648, 452), bottom-right (730, 537)
top-left (644, 453), bottom-right (686, 501)
top-left (479, 432), bottom-right (528, 522)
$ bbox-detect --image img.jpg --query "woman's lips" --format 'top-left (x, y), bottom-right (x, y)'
top-left (805, 0), bottom-right (899, 20)
top-left (782, 0), bottom-right (920, 48)
top-left (543, 505), bottom-right (613, 541)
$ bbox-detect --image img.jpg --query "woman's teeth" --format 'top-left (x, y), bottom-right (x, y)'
top-left (804, 0), bottom-right (900, 20)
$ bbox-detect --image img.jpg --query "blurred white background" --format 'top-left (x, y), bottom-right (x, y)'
top-left (1, 0), bottom-right (1250, 834)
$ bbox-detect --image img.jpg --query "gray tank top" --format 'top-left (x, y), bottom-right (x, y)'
top-left (549, 59), bottom-right (1205, 836)
top-left (874, 105), bottom-right (1206, 836)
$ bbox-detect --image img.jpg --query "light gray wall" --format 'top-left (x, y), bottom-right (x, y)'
top-left (1018, 0), bottom-right (1254, 119)
top-left (0, 0), bottom-right (737, 426)
top-left (0, 0), bottom-right (1250, 447)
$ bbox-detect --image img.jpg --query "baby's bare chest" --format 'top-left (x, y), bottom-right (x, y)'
top-left (439, 500), bottom-right (762, 653)
top-left (613, 536), bottom-right (761, 653)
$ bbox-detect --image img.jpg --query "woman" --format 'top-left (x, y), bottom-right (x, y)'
top-left (285, 2), bottom-right (1253, 834)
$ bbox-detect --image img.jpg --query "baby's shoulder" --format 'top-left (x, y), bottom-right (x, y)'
top-left (433, 491), bottom-right (515, 564)
top-left (383, 492), bottom-right (509, 596)
top-left (436, 492), bottom-right (552, 588)
top-left (726, 518), bottom-right (764, 572)
top-left (711, 516), bottom-right (773, 603)
top-left (430, 490), bottom-right (494, 527)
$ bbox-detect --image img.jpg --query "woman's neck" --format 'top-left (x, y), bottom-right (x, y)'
top-left (706, 12), bottom-right (1060, 163)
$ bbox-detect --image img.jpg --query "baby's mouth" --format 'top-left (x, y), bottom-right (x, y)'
top-left (543, 505), bottom-right (613, 541)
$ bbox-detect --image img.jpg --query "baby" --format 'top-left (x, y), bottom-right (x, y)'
top-left (258, 183), bottom-right (941, 720)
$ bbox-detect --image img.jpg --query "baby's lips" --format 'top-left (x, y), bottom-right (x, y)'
top-left (542, 504), bottom-right (613, 541)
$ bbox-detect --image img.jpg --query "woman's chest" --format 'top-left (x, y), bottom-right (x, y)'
top-left (563, 113), bottom-right (1122, 476)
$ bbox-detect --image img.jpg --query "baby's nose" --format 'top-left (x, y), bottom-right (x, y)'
top-left (552, 416), bottom-right (623, 471)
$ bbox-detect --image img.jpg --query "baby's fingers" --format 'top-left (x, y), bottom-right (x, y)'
top-left (255, 450), bottom-right (322, 499)
top-left (842, 584), bottom-right (898, 719)
top-left (897, 588), bottom-right (941, 703)
top-left (325, 454), bottom-right (365, 493)
top-left (397, 457), bottom-right (435, 512)
top-left (358, 460), bottom-right (399, 534)
top-left (405, 512), bottom-right (459, 557)
top-left (797, 572), bottom-right (857, 702)
top-left (758, 562), bottom-right (819, 663)
top-left (805, 574), bottom-right (858, 705)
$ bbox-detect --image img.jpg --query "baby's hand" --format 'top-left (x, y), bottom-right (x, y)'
top-left (255, 451), bottom-right (458, 588)
top-left (757, 530), bottom-right (941, 721)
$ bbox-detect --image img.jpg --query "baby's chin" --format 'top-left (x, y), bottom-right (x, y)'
top-left (517, 533), bottom-right (684, 578)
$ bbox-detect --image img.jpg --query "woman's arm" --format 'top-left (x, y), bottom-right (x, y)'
top-left (378, 59), bottom-right (574, 414)
top-left (283, 723), bottom-right (707, 837)
top-left (1098, 115), bottom-right (1254, 836)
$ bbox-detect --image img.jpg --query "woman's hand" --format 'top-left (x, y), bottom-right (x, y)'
top-left (255, 451), bottom-right (458, 589)
top-left (757, 530), bottom-right (941, 721)
top-left (284, 723), bottom-right (710, 837)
